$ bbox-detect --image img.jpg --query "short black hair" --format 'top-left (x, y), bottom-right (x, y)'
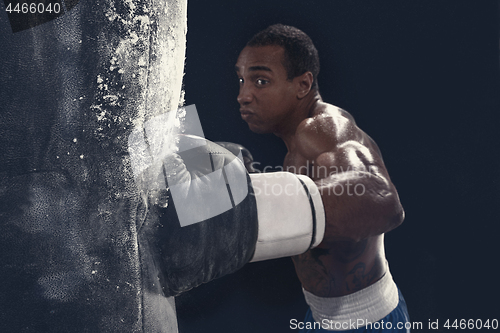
top-left (247, 24), bottom-right (320, 91)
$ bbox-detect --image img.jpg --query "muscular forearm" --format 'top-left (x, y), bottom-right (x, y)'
top-left (317, 171), bottom-right (404, 243)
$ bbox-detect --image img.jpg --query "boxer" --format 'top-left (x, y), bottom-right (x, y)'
top-left (0, 1), bottom-right (404, 330)
top-left (235, 24), bottom-right (409, 332)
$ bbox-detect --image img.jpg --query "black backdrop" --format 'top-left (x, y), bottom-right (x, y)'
top-left (175, 1), bottom-right (500, 332)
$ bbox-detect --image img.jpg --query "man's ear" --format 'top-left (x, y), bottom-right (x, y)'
top-left (296, 71), bottom-right (314, 99)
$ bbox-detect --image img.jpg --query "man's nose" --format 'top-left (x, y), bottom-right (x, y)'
top-left (237, 86), bottom-right (252, 105)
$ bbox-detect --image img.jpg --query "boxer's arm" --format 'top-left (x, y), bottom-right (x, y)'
top-left (295, 116), bottom-right (404, 244)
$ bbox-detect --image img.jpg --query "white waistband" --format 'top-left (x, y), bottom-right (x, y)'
top-left (302, 265), bottom-right (398, 331)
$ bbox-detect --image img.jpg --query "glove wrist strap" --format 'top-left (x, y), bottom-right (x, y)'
top-left (249, 172), bottom-right (325, 262)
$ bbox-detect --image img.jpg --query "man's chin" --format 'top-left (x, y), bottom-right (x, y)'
top-left (247, 123), bottom-right (268, 134)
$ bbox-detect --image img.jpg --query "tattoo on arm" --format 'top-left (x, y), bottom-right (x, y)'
top-left (345, 262), bottom-right (379, 293)
top-left (292, 248), bottom-right (336, 296)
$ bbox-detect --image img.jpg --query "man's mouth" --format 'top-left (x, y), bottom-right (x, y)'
top-left (240, 109), bottom-right (254, 120)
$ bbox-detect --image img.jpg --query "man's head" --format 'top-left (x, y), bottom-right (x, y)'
top-left (247, 24), bottom-right (320, 91)
top-left (235, 25), bottom-right (320, 135)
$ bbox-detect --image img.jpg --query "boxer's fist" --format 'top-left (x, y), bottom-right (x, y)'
top-left (146, 135), bottom-right (259, 296)
top-left (139, 135), bottom-right (325, 296)
top-left (215, 141), bottom-right (257, 173)
top-left (163, 135), bottom-right (252, 227)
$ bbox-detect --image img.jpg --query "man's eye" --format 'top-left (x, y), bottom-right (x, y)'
top-left (256, 79), bottom-right (268, 86)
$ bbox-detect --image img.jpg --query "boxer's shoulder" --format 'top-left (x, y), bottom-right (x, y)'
top-left (295, 103), bottom-right (357, 159)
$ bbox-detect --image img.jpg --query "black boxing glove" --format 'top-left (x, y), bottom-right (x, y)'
top-left (215, 141), bottom-right (257, 173)
top-left (137, 134), bottom-right (326, 296)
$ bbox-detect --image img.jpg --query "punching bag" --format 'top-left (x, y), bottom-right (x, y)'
top-left (0, 0), bottom-right (187, 331)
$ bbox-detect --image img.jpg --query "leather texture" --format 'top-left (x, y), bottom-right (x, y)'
top-left (0, 1), bottom-right (257, 332)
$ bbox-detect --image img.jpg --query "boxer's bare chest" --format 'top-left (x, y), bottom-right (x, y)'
top-left (284, 143), bottom-right (386, 297)
top-left (283, 149), bottom-right (315, 179)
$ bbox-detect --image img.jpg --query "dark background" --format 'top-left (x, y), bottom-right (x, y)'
top-left (175, 1), bottom-right (500, 332)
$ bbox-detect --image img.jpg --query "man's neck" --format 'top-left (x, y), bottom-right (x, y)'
top-left (276, 91), bottom-right (322, 151)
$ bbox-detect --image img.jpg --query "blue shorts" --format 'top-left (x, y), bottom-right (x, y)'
top-left (300, 288), bottom-right (410, 332)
